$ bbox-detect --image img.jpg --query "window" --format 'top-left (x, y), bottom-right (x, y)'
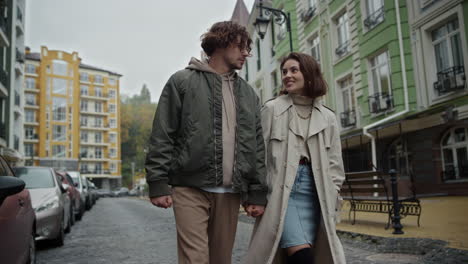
top-left (25, 110), bottom-right (35, 122)
top-left (80, 85), bottom-right (89, 96)
top-left (25, 93), bottom-right (36, 105)
top-left (109, 133), bottom-right (117, 143)
top-left (26, 64), bottom-right (36, 74)
top-left (109, 148), bottom-right (117, 158)
top-left (80, 163), bottom-right (89, 172)
top-left (80, 100), bottom-right (88, 111)
top-left (110, 162), bottom-right (117, 173)
top-left (80, 147), bottom-right (88, 158)
top-left (309, 35), bottom-right (320, 63)
top-left (302, 0), bottom-right (317, 22)
top-left (441, 127), bottom-right (468, 181)
top-left (80, 72), bottom-right (89, 82)
top-left (95, 102), bottom-right (102, 113)
top-left (52, 60), bottom-right (68, 76)
top-left (95, 117), bottom-right (103, 128)
top-left (364, 0), bottom-right (385, 29)
top-left (52, 97), bottom-right (67, 121)
top-left (109, 89), bottom-right (116, 99)
top-left (109, 118), bottom-right (117, 128)
top-left (109, 77), bottom-right (116, 85)
top-left (95, 132), bottom-right (102, 143)
top-left (95, 147), bottom-right (103, 159)
top-left (25, 143), bottom-right (34, 157)
top-left (52, 145), bottom-right (66, 158)
top-left (94, 75), bottom-right (103, 84)
top-left (109, 104), bottom-right (116, 113)
top-left (81, 131), bottom-right (88, 142)
top-left (368, 51), bottom-right (393, 113)
top-left (339, 77), bottom-right (356, 127)
top-left (95, 87), bottom-right (102, 97)
top-left (25, 78), bottom-right (36, 89)
top-left (95, 163), bottom-right (103, 174)
top-left (271, 71), bottom-right (279, 96)
top-left (80, 116), bottom-right (88, 126)
top-left (52, 78), bottom-right (67, 95)
top-left (25, 126), bottom-right (36, 139)
top-left (52, 125), bottom-right (66, 141)
top-left (335, 12), bottom-right (350, 58)
top-left (432, 18), bottom-right (465, 96)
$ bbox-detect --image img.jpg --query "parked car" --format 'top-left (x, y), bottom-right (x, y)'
top-left (87, 180), bottom-right (98, 205)
top-left (56, 170), bottom-right (81, 228)
top-left (96, 188), bottom-right (113, 198)
top-left (14, 167), bottom-right (71, 247)
top-left (113, 187), bottom-right (129, 197)
top-left (68, 171), bottom-right (89, 215)
top-left (0, 156), bottom-right (36, 264)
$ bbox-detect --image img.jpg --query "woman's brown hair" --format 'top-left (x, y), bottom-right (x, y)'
top-left (280, 52), bottom-right (327, 98)
top-left (201, 21), bottom-right (252, 57)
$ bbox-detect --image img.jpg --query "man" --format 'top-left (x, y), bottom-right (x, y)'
top-left (145, 21), bottom-right (267, 264)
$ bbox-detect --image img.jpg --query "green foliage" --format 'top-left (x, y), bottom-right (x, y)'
top-left (120, 84), bottom-right (157, 187)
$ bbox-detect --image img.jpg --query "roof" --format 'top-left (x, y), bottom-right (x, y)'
top-left (25, 52), bottom-right (122, 77)
top-left (231, 0), bottom-right (250, 27)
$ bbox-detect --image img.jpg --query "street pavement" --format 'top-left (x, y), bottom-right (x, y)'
top-left (36, 197), bottom-right (458, 264)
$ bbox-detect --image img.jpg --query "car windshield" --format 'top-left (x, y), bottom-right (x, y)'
top-left (70, 176), bottom-right (81, 187)
top-left (14, 167), bottom-right (55, 189)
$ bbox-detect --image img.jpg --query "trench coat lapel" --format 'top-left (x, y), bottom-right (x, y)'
top-left (307, 103), bottom-right (327, 138)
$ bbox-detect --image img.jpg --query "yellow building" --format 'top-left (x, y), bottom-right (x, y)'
top-left (24, 46), bottom-right (122, 189)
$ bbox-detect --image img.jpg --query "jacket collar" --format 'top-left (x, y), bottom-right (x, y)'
top-left (275, 95), bottom-right (328, 138)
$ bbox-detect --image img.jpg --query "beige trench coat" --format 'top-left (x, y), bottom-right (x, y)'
top-left (245, 95), bottom-right (346, 264)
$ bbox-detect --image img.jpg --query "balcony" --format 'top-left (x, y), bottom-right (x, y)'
top-left (0, 12), bottom-right (8, 47)
top-left (363, 7), bottom-right (385, 30)
top-left (301, 6), bottom-right (316, 23)
top-left (24, 134), bottom-right (39, 142)
top-left (335, 41), bottom-right (350, 58)
top-left (368, 92), bottom-right (393, 114)
top-left (80, 92), bottom-right (108, 101)
top-left (340, 110), bottom-right (356, 128)
top-left (434, 66), bottom-right (466, 96)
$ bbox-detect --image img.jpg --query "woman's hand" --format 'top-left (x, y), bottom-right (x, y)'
top-left (244, 204), bottom-right (265, 217)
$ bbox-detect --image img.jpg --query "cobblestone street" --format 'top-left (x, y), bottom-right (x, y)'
top-left (36, 197), bottom-right (456, 264)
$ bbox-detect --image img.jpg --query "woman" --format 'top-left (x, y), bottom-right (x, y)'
top-left (245, 52), bottom-right (346, 264)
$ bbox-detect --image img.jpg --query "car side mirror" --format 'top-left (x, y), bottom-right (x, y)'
top-left (74, 182), bottom-right (79, 187)
top-left (0, 176), bottom-right (26, 206)
top-left (61, 183), bottom-right (70, 193)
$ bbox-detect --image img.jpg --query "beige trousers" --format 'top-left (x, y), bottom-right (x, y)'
top-left (172, 187), bottom-right (241, 264)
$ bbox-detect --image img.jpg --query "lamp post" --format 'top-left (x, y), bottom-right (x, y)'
top-left (254, 0), bottom-right (293, 52)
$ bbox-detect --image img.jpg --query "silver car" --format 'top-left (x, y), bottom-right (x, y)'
top-left (14, 167), bottom-right (71, 246)
top-left (68, 171), bottom-right (87, 219)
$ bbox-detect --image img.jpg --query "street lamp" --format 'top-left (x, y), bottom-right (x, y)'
top-left (254, 0), bottom-right (293, 52)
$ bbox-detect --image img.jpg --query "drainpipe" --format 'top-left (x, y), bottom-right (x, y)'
top-left (363, 0), bottom-right (410, 169)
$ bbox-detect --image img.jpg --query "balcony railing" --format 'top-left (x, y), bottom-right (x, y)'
top-left (301, 6), bottom-right (316, 22)
top-left (25, 134), bottom-right (38, 140)
top-left (368, 92), bottom-right (393, 114)
top-left (0, 12), bottom-right (7, 36)
top-left (364, 7), bottom-right (385, 29)
top-left (16, 48), bottom-right (24, 63)
top-left (0, 68), bottom-right (7, 87)
top-left (335, 40), bottom-right (350, 57)
top-left (441, 164), bottom-right (468, 181)
top-left (434, 66), bottom-right (466, 96)
top-left (340, 110), bottom-right (356, 128)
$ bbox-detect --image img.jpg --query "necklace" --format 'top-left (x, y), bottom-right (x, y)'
top-left (294, 105), bottom-right (312, 119)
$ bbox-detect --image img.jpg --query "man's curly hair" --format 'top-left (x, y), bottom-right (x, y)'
top-left (201, 21), bottom-right (252, 57)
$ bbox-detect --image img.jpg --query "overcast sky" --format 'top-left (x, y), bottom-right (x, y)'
top-left (25, 0), bottom-right (256, 102)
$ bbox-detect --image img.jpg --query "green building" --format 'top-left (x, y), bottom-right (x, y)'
top-left (236, 0), bottom-right (468, 195)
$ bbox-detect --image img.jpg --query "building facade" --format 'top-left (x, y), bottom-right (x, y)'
top-left (0, 0), bottom-right (26, 165)
top-left (237, 0), bottom-right (468, 195)
top-left (24, 46), bottom-right (122, 189)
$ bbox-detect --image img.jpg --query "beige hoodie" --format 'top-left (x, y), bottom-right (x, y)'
top-left (186, 57), bottom-right (237, 189)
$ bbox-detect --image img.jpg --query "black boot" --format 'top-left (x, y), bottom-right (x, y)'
top-left (287, 247), bottom-right (314, 264)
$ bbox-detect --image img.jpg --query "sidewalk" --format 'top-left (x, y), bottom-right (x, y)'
top-left (336, 196), bottom-right (468, 250)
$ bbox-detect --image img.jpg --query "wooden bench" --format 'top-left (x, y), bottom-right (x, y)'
top-left (341, 170), bottom-right (421, 229)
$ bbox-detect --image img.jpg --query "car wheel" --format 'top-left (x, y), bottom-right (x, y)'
top-left (26, 230), bottom-right (36, 264)
top-left (52, 217), bottom-right (65, 247)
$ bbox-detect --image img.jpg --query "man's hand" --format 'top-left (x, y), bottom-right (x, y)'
top-left (244, 204), bottom-right (265, 218)
top-left (150, 195), bottom-right (173, 209)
